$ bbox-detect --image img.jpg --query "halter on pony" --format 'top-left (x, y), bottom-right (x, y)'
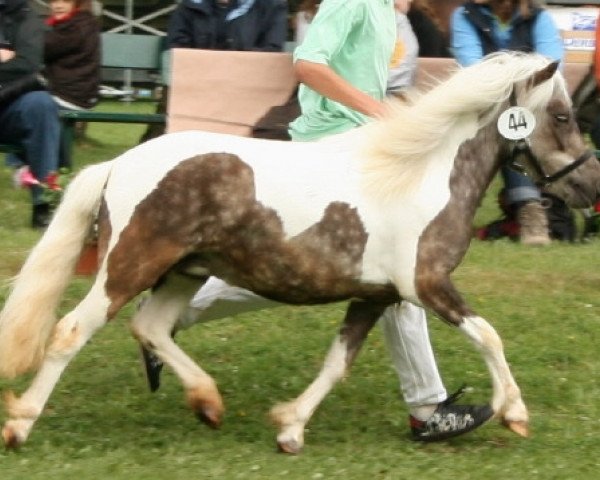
top-left (504, 84), bottom-right (597, 187)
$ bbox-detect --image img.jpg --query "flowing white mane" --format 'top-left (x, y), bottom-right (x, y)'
top-left (362, 52), bottom-right (566, 198)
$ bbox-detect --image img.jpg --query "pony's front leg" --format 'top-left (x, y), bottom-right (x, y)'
top-left (270, 301), bottom-right (387, 454)
top-left (2, 283), bottom-right (111, 448)
top-left (419, 275), bottom-right (528, 436)
top-left (459, 315), bottom-right (529, 437)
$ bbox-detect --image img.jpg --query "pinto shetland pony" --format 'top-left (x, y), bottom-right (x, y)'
top-left (1, 53), bottom-right (600, 452)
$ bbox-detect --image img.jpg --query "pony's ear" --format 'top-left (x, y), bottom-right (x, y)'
top-left (528, 61), bottom-right (560, 89)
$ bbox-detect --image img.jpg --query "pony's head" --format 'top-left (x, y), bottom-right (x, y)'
top-left (498, 54), bottom-right (600, 208)
top-left (363, 52), bottom-right (600, 207)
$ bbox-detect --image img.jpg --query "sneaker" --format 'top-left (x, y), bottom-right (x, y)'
top-left (14, 166), bottom-right (40, 189)
top-left (410, 386), bottom-right (494, 442)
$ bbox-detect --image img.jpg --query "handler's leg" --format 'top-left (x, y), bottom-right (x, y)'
top-left (380, 302), bottom-right (493, 442)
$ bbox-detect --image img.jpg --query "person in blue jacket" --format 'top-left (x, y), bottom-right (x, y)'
top-left (451, 0), bottom-right (564, 245)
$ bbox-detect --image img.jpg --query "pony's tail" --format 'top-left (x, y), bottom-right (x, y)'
top-left (0, 161), bottom-right (113, 378)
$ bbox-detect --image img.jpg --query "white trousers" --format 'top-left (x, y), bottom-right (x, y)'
top-left (180, 277), bottom-right (446, 407)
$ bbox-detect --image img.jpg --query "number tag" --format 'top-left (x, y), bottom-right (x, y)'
top-left (497, 107), bottom-right (536, 140)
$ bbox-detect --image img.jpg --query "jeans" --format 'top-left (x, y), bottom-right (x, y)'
top-left (500, 165), bottom-right (541, 206)
top-left (0, 91), bottom-right (61, 205)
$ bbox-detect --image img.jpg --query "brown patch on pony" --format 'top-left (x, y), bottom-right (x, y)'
top-left (104, 153), bottom-right (397, 317)
top-left (528, 61), bottom-right (559, 89)
top-left (415, 122), bottom-right (502, 325)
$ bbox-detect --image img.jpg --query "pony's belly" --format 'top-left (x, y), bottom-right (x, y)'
top-left (178, 254), bottom-right (398, 305)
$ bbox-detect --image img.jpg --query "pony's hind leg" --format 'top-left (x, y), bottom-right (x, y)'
top-left (130, 274), bottom-right (225, 428)
top-left (2, 281), bottom-right (112, 448)
top-left (270, 301), bottom-right (387, 454)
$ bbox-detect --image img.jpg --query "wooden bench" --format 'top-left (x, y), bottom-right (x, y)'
top-left (1, 33), bottom-right (166, 158)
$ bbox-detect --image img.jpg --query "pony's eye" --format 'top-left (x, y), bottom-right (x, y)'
top-left (554, 114), bottom-right (569, 123)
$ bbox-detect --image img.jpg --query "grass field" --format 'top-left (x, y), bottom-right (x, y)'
top-left (1, 102), bottom-right (600, 479)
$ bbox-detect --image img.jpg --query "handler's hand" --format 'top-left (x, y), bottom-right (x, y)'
top-left (366, 100), bottom-right (391, 120)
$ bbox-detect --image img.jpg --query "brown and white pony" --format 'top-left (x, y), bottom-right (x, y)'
top-left (1, 52), bottom-right (599, 452)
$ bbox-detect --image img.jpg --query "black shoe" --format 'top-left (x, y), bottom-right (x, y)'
top-left (31, 203), bottom-right (51, 229)
top-left (140, 345), bottom-right (164, 392)
top-left (409, 385), bottom-right (494, 442)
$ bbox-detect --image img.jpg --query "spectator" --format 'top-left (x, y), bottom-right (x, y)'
top-left (168, 0), bottom-right (287, 51)
top-left (589, 9), bottom-right (600, 149)
top-left (408, 0), bottom-right (450, 57)
top-left (0, 0), bottom-right (61, 228)
top-left (387, 0), bottom-right (419, 95)
top-left (294, 0), bottom-right (318, 44)
top-left (44, 0), bottom-right (100, 111)
top-left (140, 0), bottom-right (288, 142)
top-left (44, 0), bottom-right (100, 168)
top-left (451, 0), bottom-right (564, 245)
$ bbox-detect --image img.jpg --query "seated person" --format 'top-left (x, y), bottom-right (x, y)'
top-left (0, 0), bottom-right (61, 228)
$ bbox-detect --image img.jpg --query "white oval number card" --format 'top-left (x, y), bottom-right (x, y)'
top-left (497, 106), bottom-right (536, 140)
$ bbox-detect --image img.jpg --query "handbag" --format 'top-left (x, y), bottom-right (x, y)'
top-left (0, 73), bottom-right (48, 107)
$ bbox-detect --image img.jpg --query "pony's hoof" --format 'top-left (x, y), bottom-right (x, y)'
top-left (186, 386), bottom-right (224, 429)
top-left (195, 408), bottom-right (222, 429)
top-left (277, 438), bottom-right (302, 454)
top-left (2, 424), bottom-right (24, 450)
top-left (502, 419), bottom-right (529, 437)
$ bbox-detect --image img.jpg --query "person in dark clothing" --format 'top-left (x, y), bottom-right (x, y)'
top-left (407, 0), bottom-right (450, 57)
top-left (43, 0), bottom-right (100, 169)
top-left (0, 0), bottom-right (61, 228)
top-left (168, 0), bottom-right (287, 51)
top-left (140, 0), bottom-right (288, 142)
top-left (44, 0), bottom-right (100, 110)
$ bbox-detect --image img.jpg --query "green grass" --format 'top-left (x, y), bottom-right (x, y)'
top-left (1, 103), bottom-right (600, 479)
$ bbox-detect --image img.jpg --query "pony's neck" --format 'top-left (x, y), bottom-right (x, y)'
top-left (450, 118), bottom-right (505, 218)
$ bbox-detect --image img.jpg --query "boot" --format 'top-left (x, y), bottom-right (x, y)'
top-left (517, 200), bottom-right (551, 246)
top-left (31, 203), bottom-right (51, 229)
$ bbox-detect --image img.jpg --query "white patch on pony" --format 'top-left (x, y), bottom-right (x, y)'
top-left (360, 115), bottom-right (480, 299)
top-left (104, 131), bottom-right (364, 248)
